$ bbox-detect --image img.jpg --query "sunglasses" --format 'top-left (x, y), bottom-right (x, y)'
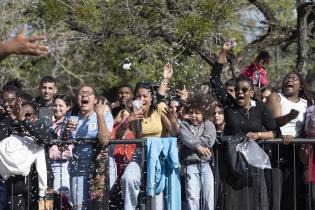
top-left (234, 86), bottom-right (251, 93)
top-left (283, 76), bottom-right (299, 82)
top-left (24, 113), bottom-right (35, 118)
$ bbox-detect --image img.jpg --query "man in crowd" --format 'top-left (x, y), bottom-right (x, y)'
top-left (34, 76), bottom-right (57, 126)
top-left (111, 84), bottom-right (133, 124)
top-left (0, 26), bottom-right (48, 210)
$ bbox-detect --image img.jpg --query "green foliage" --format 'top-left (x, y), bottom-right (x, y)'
top-left (1, 0), bottom-right (313, 99)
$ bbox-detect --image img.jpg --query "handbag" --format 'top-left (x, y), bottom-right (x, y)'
top-left (218, 135), bottom-right (250, 179)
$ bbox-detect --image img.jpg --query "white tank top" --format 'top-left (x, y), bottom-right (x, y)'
top-left (279, 93), bottom-right (307, 137)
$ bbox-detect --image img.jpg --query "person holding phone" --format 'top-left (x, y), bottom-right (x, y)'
top-left (118, 80), bottom-right (178, 210)
top-left (64, 85), bottom-right (114, 210)
top-left (266, 72), bottom-right (312, 210)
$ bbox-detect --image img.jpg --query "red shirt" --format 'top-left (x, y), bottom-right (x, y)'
top-left (241, 63), bottom-right (268, 87)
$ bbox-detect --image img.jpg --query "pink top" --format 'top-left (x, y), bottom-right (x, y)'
top-left (241, 63), bottom-right (268, 87)
top-left (48, 117), bottom-right (73, 160)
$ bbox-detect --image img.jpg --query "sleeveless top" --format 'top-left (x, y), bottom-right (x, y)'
top-left (279, 93), bottom-right (307, 137)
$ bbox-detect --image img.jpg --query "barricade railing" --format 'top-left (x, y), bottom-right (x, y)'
top-left (214, 138), bottom-right (315, 210)
top-left (4, 138), bottom-right (315, 210)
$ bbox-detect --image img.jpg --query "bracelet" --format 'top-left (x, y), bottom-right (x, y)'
top-left (257, 132), bottom-right (262, 138)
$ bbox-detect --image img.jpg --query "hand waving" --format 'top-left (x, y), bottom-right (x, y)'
top-left (163, 63), bottom-right (173, 80)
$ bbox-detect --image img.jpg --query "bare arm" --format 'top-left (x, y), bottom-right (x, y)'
top-left (161, 111), bottom-right (178, 137)
top-left (157, 63), bottom-right (173, 96)
top-left (95, 100), bottom-right (112, 146)
top-left (0, 26), bottom-right (48, 59)
top-left (266, 92), bottom-right (298, 127)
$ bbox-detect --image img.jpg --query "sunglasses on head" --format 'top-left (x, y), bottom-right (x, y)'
top-left (234, 86), bottom-right (251, 93)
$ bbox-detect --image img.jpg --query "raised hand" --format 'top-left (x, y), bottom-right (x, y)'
top-left (1, 25), bottom-right (49, 58)
top-left (163, 63), bottom-right (173, 80)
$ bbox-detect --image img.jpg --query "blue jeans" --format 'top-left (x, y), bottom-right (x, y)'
top-left (121, 161), bottom-right (163, 210)
top-left (70, 157), bottom-right (116, 210)
top-left (50, 160), bottom-right (71, 198)
top-left (0, 176), bottom-right (6, 210)
top-left (185, 162), bottom-right (214, 210)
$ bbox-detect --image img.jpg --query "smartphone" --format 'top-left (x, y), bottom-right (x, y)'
top-left (132, 100), bottom-right (142, 110)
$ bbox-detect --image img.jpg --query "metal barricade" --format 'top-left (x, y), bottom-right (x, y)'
top-left (213, 138), bottom-right (315, 210)
top-left (4, 137), bottom-right (315, 210)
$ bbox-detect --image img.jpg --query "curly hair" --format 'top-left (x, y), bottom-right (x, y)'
top-left (186, 94), bottom-right (215, 119)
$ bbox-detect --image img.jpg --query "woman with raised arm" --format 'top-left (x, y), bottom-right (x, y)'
top-left (64, 85), bottom-right (114, 210)
top-left (209, 43), bottom-right (277, 210)
top-left (118, 75), bottom-right (178, 210)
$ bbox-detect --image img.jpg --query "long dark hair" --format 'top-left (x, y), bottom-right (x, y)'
top-left (53, 94), bottom-right (72, 108)
top-left (282, 72), bottom-right (313, 106)
top-left (134, 81), bottom-right (157, 111)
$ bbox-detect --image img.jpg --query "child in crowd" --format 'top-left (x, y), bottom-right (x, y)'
top-left (179, 94), bottom-right (216, 210)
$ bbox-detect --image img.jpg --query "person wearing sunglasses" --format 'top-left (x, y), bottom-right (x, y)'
top-left (266, 72), bottom-right (312, 210)
top-left (209, 43), bottom-right (277, 210)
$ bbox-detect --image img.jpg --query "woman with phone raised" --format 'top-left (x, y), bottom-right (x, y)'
top-left (118, 64), bottom-right (178, 210)
top-left (63, 85), bottom-right (114, 210)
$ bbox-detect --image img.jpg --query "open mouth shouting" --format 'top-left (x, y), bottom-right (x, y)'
top-left (80, 97), bottom-right (90, 108)
top-left (236, 93), bottom-right (245, 104)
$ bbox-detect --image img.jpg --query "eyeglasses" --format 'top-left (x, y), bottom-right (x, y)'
top-left (78, 90), bottom-right (95, 96)
top-left (24, 113), bottom-right (35, 118)
top-left (234, 86), bottom-right (251, 93)
top-left (3, 97), bottom-right (17, 104)
top-left (283, 76), bottom-right (299, 82)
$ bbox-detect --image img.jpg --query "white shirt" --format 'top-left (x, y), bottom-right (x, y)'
top-left (0, 135), bottom-right (47, 196)
top-left (279, 93), bottom-right (307, 137)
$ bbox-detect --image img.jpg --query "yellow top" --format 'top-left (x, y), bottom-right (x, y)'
top-left (141, 102), bottom-right (167, 137)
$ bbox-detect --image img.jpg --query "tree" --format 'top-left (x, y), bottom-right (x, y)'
top-left (0, 0), bottom-right (314, 97)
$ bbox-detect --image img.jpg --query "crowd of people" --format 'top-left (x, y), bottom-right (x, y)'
top-left (1, 27), bottom-right (315, 210)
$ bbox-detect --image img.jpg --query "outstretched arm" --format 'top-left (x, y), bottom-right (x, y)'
top-left (0, 26), bottom-right (48, 60)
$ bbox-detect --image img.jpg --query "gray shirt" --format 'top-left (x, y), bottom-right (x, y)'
top-left (179, 120), bottom-right (216, 163)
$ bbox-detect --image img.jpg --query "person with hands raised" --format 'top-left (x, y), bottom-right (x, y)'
top-left (63, 85), bottom-right (114, 210)
top-left (209, 41), bottom-right (277, 210)
top-left (119, 80), bottom-right (178, 210)
top-left (0, 86), bottom-right (53, 210)
top-left (0, 25), bottom-right (49, 59)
